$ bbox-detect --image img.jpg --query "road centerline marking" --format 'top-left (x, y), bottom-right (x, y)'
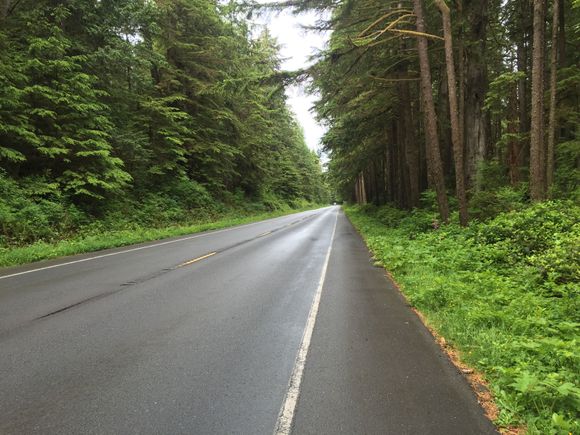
top-left (274, 209), bottom-right (339, 435)
top-left (0, 210), bottom-right (325, 281)
top-left (177, 252), bottom-right (217, 267)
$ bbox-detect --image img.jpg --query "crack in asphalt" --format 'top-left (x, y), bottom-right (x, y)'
top-left (32, 213), bottom-right (319, 322)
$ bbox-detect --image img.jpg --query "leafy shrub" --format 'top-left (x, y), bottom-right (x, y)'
top-left (161, 178), bottom-right (215, 211)
top-left (476, 159), bottom-right (509, 191)
top-left (346, 202), bottom-right (580, 433)
top-left (528, 234), bottom-right (580, 285)
top-left (375, 204), bottom-right (408, 227)
top-left (476, 200), bottom-right (579, 259)
top-left (553, 140), bottom-right (580, 202)
top-left (0, 170), bottom-right (313, 249)
top-left (469, 185), bottom-right (528, 221)
top-left (419, 189), bottom-right (439, 211)
top-left (260, 190), bottom-right (289, 211)
top-left (399, 208), bottom-right (439, 233)
top-left (0, 171), bottom-right (88, 245)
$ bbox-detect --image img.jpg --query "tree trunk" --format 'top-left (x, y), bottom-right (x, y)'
top-left (508, 85), bottom-right (521, 185)
top-left (463, 0), bottom-right (489, 191)
top-left (413, 0), bottom-right (449, 223)
top-left (0, 0), bottom-right (11, 20)
top-left (515, 0), bottom-right (531, 184)
top-left (361, 171), bottom-right (368, 204)
top-left (399, 81), bottom-right (420, 208)
top-left (435, 0), bottom-right (469, 225)
top-left (546, 0), bottom-right (559, 191)
top-left (558, 0), bottom-right (565, 66)
top-left (456, 0), bottom-right (466, 159)
top-left (439, 67), bottom-right (453, 179)
top-left (397, 28), bottom-right (420, 209)
top-left (517, 0), bottom-right (531, 136)
top-left (355, 172), bottom-right (367, 205)
top-left (530, 0), bottom-right (547, 201)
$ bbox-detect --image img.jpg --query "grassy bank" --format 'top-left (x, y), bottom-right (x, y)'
top-left (345, 202), bottom-right (579, 434)
top-left (0, 204), bottom-right (321, 268)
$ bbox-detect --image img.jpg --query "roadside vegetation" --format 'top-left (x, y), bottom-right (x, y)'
top-left (0, 194), bottom-right (321, 268)
top-left (266, 0), bottom-right (579, 431)
top-left (1, 0), bottom-right (578, 430)
top-left (0, 0), bottom-right (329, 267)
top-left (345, 194), bottom-right (579, 434)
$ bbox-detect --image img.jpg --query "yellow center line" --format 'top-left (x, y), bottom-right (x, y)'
top-left (178, 252), bottom-right (217, 267)
top-left (258, 231), bottom-right (272, 237)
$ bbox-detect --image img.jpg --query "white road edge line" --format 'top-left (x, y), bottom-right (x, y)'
top-left (0, 211), bottom-right (320, 281)
top-left (274, 208), bottom-right (339, 435)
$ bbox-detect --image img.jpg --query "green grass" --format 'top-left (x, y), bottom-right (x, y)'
top-left (0, 205), bottom-right (322, 268)
top-left (345, 202), bottom-right (579, 434)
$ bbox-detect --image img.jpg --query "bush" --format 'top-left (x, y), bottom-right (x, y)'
top-left (475, 200), bottom-right (579, 260)
top-left (469, 185), bottom-right (528, 221)
top-left (161, 178), bottom-right (216, 211)
top-left (553, 140), bottom-right (580, 202)
top-left (0, 169), bottom-right (318, 250)
top-left (476, 159), bottom-right (509, 191)
top-left (0, 172), bottom-right (88, 245)
top-left (375, 204), bottom-right (408, 227)
top-left (345, 202), bottom-right (580, 433)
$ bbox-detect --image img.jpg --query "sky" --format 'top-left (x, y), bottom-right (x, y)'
top-left (253, 6), bottom-right (328, 152)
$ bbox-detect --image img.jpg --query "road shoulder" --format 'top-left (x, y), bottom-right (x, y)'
top-left (291, 210), bottom-right (497, 434)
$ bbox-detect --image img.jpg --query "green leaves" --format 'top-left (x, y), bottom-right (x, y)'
top-left (346, 203), bottom-right (580, 433)
top-left (0, 0), bottom-right (328, 246)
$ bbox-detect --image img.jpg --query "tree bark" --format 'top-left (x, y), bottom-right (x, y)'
top-left (400, 80), bottom-right (420, 208)
top-left (456, 0), bottom-right (465, 159)
top-left (361, 171), bottom-right (367, 204)
top-left (508, 85), bottom-right (521, 185)
top-left (517, 0), bottom-right (531, 136)
top-left (413, 0), bottom-right (449, 223)
top-left (463, 0), bottom-right (489, 191)
top-left (530, 0), bottom-right (547, 201)
top-left (396, 15), bottom-right (420, 209)
top-left (0, 0), bottom-right (11, 20)
top-left (434, 0), bottom-right (469, 225)
top-left (546, 0), bottom-right (559, 190)
top-left (439, 67), bottom-right (453, 178)
top-left (515, 0), bottom-right (531, 184)
top-left (558, 0), bottom-right (565, 66)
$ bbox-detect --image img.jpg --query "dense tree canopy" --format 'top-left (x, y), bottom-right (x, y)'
top-left (272, 2), bottom-right (579, 431)
top-left (0, 0), bottom-right (327, 245)
top-left (285, 0), bottom-right (579, 224)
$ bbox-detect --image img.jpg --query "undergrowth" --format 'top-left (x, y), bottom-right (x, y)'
top-left (0, 173), bottom-right (322, 267)
top-left (345, 200), bottom-right (579, 434)
top-left (0, 206), bottom-right (319, 268)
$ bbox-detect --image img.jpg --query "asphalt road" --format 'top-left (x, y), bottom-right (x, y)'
top-left (0, 206), bottom-right (496, 434)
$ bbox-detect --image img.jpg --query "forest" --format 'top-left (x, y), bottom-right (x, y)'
top-left (0, 0), bottom-right (579, 432)
top-left (288, 0), bottom-right (578, 432)
top-left (300, 0), bottom-right (579, 215)
top-left (0, 0), bottom-right (328, 263)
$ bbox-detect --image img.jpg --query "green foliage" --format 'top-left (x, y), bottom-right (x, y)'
top-left (300, 0), bottom-right (579, 218)
top-left (475, 201), bottom-right (579, 258)
top-left (346, 202), bottom-right (580, 433)
top-left (0, 0), bottom-right (329, 250)
top-left (0, 204), bottom-right (320, 268)
top-left (0, 171), bottom-right (88, 245)
top-left (469, 185), bottom-right (528, 221)
top-left (484, 71), bottom-right (526, 117)
top-left (475, 159), bottom-right (510, 191)
top-left (553, 140), bottom-right (580, 202)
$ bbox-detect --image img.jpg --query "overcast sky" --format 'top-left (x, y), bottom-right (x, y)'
top-left (253, 6), bottom-right (328, 152)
